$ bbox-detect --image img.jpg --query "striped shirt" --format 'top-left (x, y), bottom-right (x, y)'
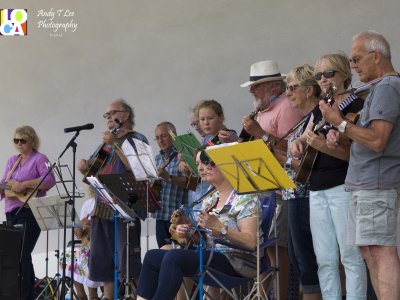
top-left (152, 147), bottom-right (188, 221)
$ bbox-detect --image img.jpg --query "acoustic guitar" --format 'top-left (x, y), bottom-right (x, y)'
top-left (83, 120), bottom-right (122, 184)
top-left (295, 85), bottom-right (363, 184)
top-left (295, 83), bottom-right (336, 184)
top-left (0, 179), bottom-right (37, 203)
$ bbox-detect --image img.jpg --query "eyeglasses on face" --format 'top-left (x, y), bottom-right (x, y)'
top-left (314, 70), bottom-right (337, 81)
top-left (102, 110), bottom-right (127, 119)
top-left (349, 51), bottom-right (375, 65)
top-left (199, 151), bottom-right (216, 167)
top-left (286, 84), bottom-right (300, 93)
top-left (13, 138), bottom-right (27, 144)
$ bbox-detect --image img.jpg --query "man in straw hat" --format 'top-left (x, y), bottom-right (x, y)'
top-left (240, 60), bottom-right (303, 299)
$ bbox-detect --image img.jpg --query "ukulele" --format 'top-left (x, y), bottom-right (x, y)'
top-left (83, 119), bottom-right (123, 184)
top-left (0, 179), bottom-right (37, 203)
top-left (238, 108), bottom-right (261, 143)
top-left (151, 150), bottom-right (179, 198)
top-left (170, 189), bottom-right (218, 249)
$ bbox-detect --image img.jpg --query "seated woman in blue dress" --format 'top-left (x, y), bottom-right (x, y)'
top-left (136, 150), bottom-right (260, 300)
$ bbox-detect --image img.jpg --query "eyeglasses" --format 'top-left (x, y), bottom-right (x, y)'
top-left (314, 70), bottom-right (337, 81)
top-left (13, 138), bottom-right (27, 144)
top-left (102, 110), bottom-right (127, 119)
top-left (286, 84), bottom-right (300, 93)
top-left (349, 51), bottom-right (375, 65)
top-left (199, 151), bottom-right (216, 167)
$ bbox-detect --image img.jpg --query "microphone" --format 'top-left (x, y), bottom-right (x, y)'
top-left (64, 123), bottom-right (94, 133)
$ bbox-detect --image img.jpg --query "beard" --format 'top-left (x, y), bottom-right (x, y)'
top-left (253, 99), bottom-right (263, 111)
top-left (253, 98), bottom-right (271, 111)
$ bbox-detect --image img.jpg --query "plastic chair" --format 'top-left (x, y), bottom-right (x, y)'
top-left (187, 191), bottom-right (278, 300)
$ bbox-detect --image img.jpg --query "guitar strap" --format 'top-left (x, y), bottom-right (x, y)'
top-left (5, 155), bottom-right (22, 182)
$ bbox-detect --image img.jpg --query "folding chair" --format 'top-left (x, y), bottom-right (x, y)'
top-left (244, 191), bottom-right (279, 300)
top-left (186, 191), bottom-right (278, 300)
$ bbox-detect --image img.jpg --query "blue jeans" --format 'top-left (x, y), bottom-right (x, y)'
top-left (288, 197), bottom-right (320, 293)
top-left (136, 249), bottom-right (238, 300)
top-left (310, 185), bottom-right (367, 300)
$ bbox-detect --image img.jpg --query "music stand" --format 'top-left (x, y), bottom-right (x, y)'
top-left (29, 194), bottom-right (81, 230)
top-left (205, 140), bottom-right (295, 194)
top-left (29, 194), bottom-right (80, 300)
top-left (119, 138), bottom-right (161, 253)
top-left (205, 140), bottom-right (295, 299)
top-left (87, 174), bottom-right (152, 299)
top-left (98, 173), bottom-right (160, 220)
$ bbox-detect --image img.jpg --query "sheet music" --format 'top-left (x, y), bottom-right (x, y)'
top-left (29, 194), bottom-right (81, 230)
top-left (121, 138), bottom-right (158, 180)
top-left (86, 176), bottom-right (131, 219)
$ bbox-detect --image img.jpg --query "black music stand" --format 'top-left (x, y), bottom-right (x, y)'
top-left (98, 173), bottom-right (160, 220)
top-left (99, 173), bottom-right (161, 299)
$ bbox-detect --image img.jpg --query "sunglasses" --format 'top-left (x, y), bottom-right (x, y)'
top-left (13, 138), bottom-right (27, 144)
top-left (199, 151), bottom-right (216, 167)
top-left (286, 84), bottom-right (300, 93)
top-left (314, 70), bottom-right (337, 81)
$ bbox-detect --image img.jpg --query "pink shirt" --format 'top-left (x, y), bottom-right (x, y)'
top-left (256, 94), bottom-right (303, 138)
top-left (1, 151), bottom-right (56, 213)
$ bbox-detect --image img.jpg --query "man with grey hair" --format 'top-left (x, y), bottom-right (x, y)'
top-left (320, 31), bottom-right (400, 300)
top-left (77, 99), bottom-right (148, 300)
top-left (153, 121), bottom-right (189, 248)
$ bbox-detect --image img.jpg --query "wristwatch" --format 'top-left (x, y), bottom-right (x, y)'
top-left (261, 133), bottom-right (269, 142)
top-left (337, 120), bottom-right (348, 133)
top-left (220, 225), bottom-right (228, 236)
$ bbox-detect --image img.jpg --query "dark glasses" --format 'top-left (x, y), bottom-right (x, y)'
top-left (286, 84), bottom-right (300, 93)
top-left (13, 138), bottom-right (27, 144)
top-left (314, 70), bottom-right (337, 81)
top-left (199, 151), bottom-right (215, 167)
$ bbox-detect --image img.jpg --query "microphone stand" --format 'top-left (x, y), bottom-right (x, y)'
top-left (50, 129), bottom-right (82, 300)
top-left (57, 129), bottom-right (80, 300)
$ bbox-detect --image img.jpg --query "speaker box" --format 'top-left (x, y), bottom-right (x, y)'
top-left (0, 225), bottom-right (23, 300)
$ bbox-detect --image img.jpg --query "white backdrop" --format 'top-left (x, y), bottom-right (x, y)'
top-left (0, 0), bottom-right (399, 277)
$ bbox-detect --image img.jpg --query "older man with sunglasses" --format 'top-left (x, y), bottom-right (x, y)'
top-left (320, 31), bottom-right (400, 300)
